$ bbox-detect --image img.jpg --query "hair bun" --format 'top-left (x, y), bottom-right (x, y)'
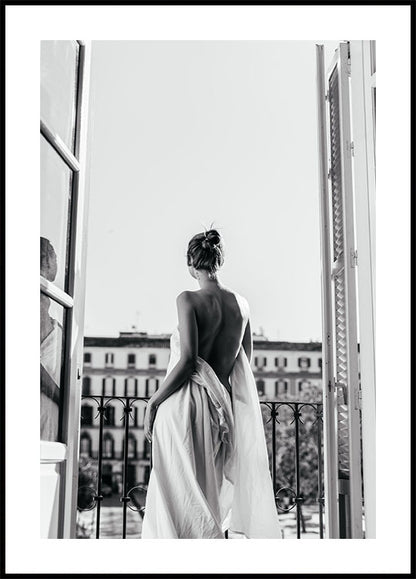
top-left (205, 229), bottom-right (221, 247)
top-left (187, 229), bottom-right (224, 273)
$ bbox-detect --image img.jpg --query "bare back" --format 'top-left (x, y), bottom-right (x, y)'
top-left (187, 287), bottom-right (249, 389)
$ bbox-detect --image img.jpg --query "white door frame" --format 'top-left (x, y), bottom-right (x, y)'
top-left (349, 40), bottom-right (376, 539)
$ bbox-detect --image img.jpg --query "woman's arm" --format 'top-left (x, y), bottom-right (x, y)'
top-left (144, 291), bottom-right (198, 441)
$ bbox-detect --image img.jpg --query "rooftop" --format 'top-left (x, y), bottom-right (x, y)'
top-left (84, 332), bottom-right (322, 351)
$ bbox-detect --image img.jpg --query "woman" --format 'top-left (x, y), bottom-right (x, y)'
top-left (141, 229), bottom-right (282, 539)
top-left (40, 237), bottom-right (63, 441)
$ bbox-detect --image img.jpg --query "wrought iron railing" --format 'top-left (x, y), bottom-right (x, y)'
top-left (77, 395), bottom-right (324, 539)
top-left (260, 401), bottom-right (324, 539)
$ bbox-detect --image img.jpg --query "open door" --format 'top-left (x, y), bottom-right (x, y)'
top-left (316, 42), bottom-right (364, 539)
top-left (40, 40), bottom-right (91, 538)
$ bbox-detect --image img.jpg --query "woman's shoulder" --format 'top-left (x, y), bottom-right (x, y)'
top-left (232, 291), bottom-right (250, 318)
top-left (176, 290), bottom-right (197, 308)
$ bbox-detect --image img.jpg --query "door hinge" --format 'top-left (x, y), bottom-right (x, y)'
top-left (334, 380), bottom-right (347, 404)
top-left (77, 366), bottom-right (82, 381)
top-left (349, 141), bottom-right (355, 157)
top-left (350, 249), bottom-right (358, 268)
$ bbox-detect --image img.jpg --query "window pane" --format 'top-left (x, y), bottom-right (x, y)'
top-left (41, 135), bottom-right (73, 292)
top-left (40, 297), bottom-right (66, 442)
top-left (41, 40), bottom-right (79, 151)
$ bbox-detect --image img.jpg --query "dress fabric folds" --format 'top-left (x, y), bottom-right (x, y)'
top-left (141, 326), bottom-right (282, 539)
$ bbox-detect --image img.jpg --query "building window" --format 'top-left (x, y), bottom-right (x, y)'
top-left (84, 352), bottom-right (91, 364)
top-left (299, 380), bottom-right (310, 394)
top-left (103, 433), bottom-right (114, 458)
top-left (149, 354), bottom-right (156, 366)
top-left (80, 433), bottom-right (92, 455)
top-left (274, 357), bottom-right (288, 368)
top-left (137, 379), bottom-right (147, 398)
top-left (127, 434), bottom-right (137, 459)
top-left (82, 376), bottom-right (91, 396)
top-left (318, 357), bottom-right (323, 369)
top-left (146, 378), bottom-right (159, 397)
top-left (298, 357), bottom-right (311, 369)
top-left (125, 377), bottom-right (138, 397)
top-left (254, 357), bottom-right (265, 369)
top-left (256, 379), bottom-right (265, 397)
top-left (102, 376), bottom-right (115, 396)
top-left (81, 405), bottom-right (93, 426)
top-left (136, 405), bottom-right (146, 427)
top-left (275, 380), bottom-right (289, 397)
top-left (105, 353), bottom-right (114, 367)
top-left (127, 353), bottom-right (136, 368)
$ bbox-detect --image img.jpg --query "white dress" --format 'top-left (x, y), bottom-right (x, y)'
top-left (141, 298), bottom-right (282, 539)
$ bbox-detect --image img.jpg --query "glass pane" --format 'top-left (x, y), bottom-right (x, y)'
top-left (41, 135), bottom-right (73, 292)
top-left (40, 298), bottom-right (66, 442)
top-left (41, 40), bottom-right (79, 152)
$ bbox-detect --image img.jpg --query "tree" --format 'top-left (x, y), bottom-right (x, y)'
top-left (76, 455), bottom-right (98, 538)
top-left (261, 383), bottom-right (323, 507)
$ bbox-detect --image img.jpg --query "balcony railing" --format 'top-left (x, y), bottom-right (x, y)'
top-left (77, 395), bottom-right (324, 539)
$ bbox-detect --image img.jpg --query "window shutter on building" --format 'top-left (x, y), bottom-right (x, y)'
top-left (256, 380), bottom-right (265, 396)
top-left (105, 406), bottom-right (115, 426)
top-left (317, 42), bottom-right (363, 538)
top-left (82, 376), bottom-right (90, 395)
top-left (80, 405), bottom-right (93, 426)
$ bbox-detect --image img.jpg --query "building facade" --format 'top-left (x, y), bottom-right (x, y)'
top-left (80, 331), bottom-right (322, 493)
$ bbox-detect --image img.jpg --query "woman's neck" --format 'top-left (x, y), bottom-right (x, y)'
top-left (197, 271), bottom-right (221, 290)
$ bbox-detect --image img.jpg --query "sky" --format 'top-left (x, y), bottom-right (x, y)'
top-left (84, 40), bottom-right (340, 340)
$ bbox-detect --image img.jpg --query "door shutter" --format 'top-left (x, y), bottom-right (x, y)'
top-left (40, 41), bottom-right (91, 538)
top-left (316, 42), bottom-right (363, 538)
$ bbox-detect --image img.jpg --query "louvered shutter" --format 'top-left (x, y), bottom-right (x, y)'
top-left (316, 42), bottom-right (363, 538)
